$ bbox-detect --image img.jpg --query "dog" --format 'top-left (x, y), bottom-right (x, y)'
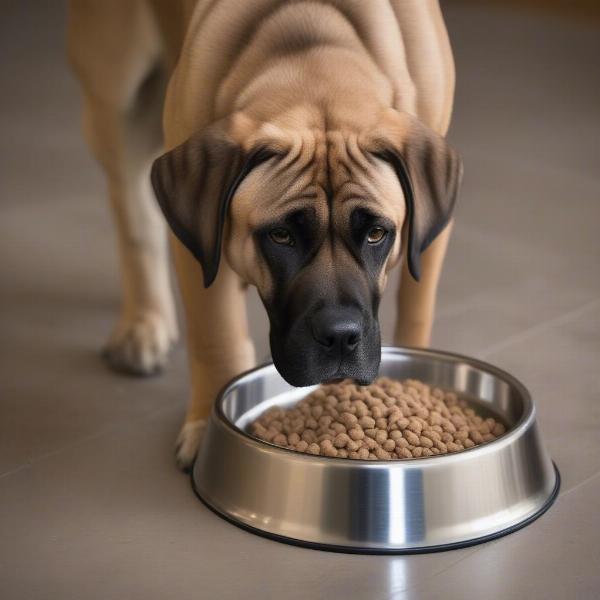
top-left (68, 0), bottom-right (461, 469)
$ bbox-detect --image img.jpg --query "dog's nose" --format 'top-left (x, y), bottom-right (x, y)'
top-left (311, 307), bottom-right (362, 354)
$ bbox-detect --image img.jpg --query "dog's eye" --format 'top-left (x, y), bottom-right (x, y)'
top-left (367, 226), bottom-right (386, 244)
top-left (269, 228), bottom-right (294, 246)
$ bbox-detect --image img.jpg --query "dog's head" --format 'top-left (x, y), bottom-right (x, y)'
top-left (151, 109), bottom-right (461, 386)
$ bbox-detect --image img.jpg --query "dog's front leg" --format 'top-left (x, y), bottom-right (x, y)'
top-left (394, 221), bottom-right (453, 348)
top-left (171, 236), bottom-right (255, 471)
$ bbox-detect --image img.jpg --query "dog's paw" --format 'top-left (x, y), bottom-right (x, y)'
top-left (175, 420), bottom-right (207, 472)
top-left (102, 310), bottom-right (177, 376)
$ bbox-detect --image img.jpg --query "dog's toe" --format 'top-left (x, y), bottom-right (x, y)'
top-left (103, 311), bottom-right (175, 376)
top-left (175, 420), bottom-right (207, 472)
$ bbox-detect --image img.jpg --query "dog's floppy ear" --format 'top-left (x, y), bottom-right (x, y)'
top-left (365, 110), bottom-right (463, 281)
top-left (151, 115), bottom-right (274, 287)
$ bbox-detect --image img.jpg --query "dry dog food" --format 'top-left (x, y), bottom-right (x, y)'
top-left (250, 377), bottom-right (506, 459)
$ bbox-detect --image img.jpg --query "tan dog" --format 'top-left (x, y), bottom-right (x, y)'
top-left (68, 0), bottom-right (461, 469)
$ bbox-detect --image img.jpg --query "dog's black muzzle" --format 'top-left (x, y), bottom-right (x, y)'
top-left (268, 302), bottom-right (381, 387)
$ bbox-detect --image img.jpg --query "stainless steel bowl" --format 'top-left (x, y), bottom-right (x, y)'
top-left (192, 347), bottom-right (559, 553)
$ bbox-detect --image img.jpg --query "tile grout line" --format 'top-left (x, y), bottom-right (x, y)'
top-left (385, 545), bottom-right (484, 599)
top-left (558, 469), bottom-right (600, 501)
top-left (479, 298), bottom-right (600, 359)
top-left (0, 402), bottom-right (182, 482)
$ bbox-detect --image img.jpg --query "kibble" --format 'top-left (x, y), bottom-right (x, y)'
top-left (250, 378), bottom-right (507, 460)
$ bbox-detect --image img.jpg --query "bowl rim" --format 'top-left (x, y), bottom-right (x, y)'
top-left (212, 345), bottom-right (536, 466)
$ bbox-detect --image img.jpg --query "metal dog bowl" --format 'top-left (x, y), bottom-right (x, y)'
top-left (192, 347), bottom-right (559, 553)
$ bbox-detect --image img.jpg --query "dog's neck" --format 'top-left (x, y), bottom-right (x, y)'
top-left (213, 4), bottom-right (416, 135)
top-left (231, 49), bottom-right (402, 135)
top-left (164, 1), bottom-right (420, 147)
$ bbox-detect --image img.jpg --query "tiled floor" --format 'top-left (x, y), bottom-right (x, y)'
top-left (1, 2), bottom-right (599, 599)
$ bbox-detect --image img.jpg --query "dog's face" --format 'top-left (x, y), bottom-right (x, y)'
top-left (151, 109), bottom-right (461, 386)
top-left (226, 128), bottom-right (404, 385)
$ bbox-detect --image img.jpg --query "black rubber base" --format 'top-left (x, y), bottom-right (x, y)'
top-left (191, 463), bottom-right (560, 555)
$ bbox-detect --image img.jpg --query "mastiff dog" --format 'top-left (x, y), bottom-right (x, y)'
top-left (68, 0), bottom-right (462, 469)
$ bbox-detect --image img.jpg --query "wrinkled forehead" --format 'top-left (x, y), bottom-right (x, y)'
top-left (234, 129), bottom-right (404, 227)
